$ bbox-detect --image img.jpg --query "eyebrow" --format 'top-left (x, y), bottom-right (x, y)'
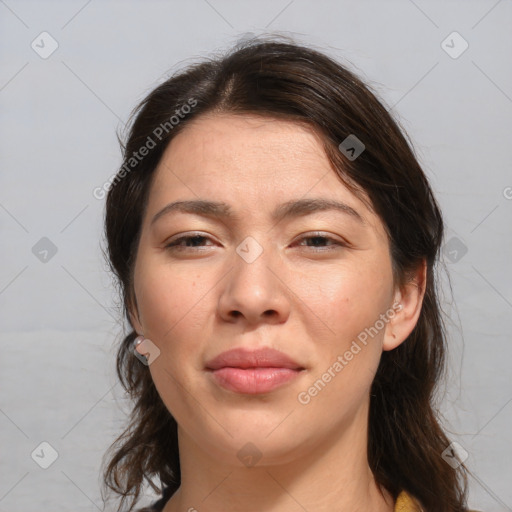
top-left (151, 198), bottom-right (365, 226)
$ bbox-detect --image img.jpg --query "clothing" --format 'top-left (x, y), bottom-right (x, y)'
top-left (145, 488), bottom-right (478, 511)
top-left (145, 488), bottom-right (422, 511)
top-left (394, 491), bottom-right (423, 511)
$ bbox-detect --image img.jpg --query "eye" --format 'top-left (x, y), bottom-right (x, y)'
top-left (164, 232), bottom-right (346, 253)
top-left (294, 232), bottom-right (346, 251)
top-left (165, 233), bottom-right (215, 251)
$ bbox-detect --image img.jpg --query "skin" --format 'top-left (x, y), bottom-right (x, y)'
top-left (130, 113), bottom-right (426, 512)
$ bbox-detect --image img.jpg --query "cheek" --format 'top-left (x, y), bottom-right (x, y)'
top-left (307, 261), bottom-right (391, 341)
top-left (296, 260), bottom-right (391, 408)
top-left (135, 255), bottom-right (226, 385)
top-left (296, 267), bottom-right (386, 404)
top-left (134, 258), bottom-right (218, 362)
top-left (133, 261), bottom-right (213, 415)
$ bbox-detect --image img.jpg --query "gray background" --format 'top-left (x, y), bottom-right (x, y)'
top-left (0, 1), bottom-right (511, 511)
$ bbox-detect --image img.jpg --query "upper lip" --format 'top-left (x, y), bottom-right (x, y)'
top-left (205, 347), bottom-right (304, 370)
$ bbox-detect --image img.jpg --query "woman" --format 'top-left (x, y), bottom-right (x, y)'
top-left (101, 36), bottom-right (474, 512)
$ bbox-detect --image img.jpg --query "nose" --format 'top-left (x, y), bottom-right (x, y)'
top-left (217, 238), bottom-right (291, 325)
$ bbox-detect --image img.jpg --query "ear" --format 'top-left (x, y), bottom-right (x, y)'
top-left (383, 259), bottom-right (427, 351)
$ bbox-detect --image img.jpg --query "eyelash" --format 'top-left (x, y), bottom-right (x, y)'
top-left (165, 232), bottom-right (346, 252)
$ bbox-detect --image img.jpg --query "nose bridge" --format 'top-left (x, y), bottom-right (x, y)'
top-left (219, 233), bottom-right (286, 322)
top-left (232, 234), bottom-right (276, 294)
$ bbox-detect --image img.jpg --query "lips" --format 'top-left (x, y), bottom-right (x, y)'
top-left (205, 347), bottom-right (305, 394)
top-left (205, 347), bottom-right (303, 371)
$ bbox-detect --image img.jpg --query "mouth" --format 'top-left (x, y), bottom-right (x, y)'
top-left (205, 347), bottom-right (305, 394)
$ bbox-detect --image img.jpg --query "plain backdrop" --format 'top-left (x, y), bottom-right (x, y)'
top-left (0, 1), bottom-right (511, 511)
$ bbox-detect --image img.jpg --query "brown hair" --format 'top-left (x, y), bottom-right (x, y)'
top-left (101, 35), bottom-right (469, 512)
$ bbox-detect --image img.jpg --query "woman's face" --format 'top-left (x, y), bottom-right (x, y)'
top-left (131, 113), bottom-right (403, 466)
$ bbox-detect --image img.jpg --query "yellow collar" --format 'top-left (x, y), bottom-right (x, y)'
top-left (394, 491), bottom-right (423, 512)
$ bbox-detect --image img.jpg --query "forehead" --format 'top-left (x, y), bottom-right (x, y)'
top-left (161, 113), bottom-right (330, 181)
top-left (152, 113), bottom-right (353, 200)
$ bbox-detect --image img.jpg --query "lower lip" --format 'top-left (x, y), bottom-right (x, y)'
top-left (209, 367), bottom-right (302, 394)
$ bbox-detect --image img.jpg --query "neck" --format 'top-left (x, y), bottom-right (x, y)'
top-left (162, 404), bottom-right (394, 512)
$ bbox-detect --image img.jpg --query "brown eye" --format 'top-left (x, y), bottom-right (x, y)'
top-left (295, 233), bottom-right (345, 251)
top-left (165, 234), bottom-right (214, 250)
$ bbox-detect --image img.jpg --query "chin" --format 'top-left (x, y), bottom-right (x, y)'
top-left (186, 410), bottom-right (312, 467)
top-left (206, 432), bottom-right (309, 468)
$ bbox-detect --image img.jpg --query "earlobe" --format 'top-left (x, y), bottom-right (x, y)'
top-left (383, 259), bottom-right (427, 351)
